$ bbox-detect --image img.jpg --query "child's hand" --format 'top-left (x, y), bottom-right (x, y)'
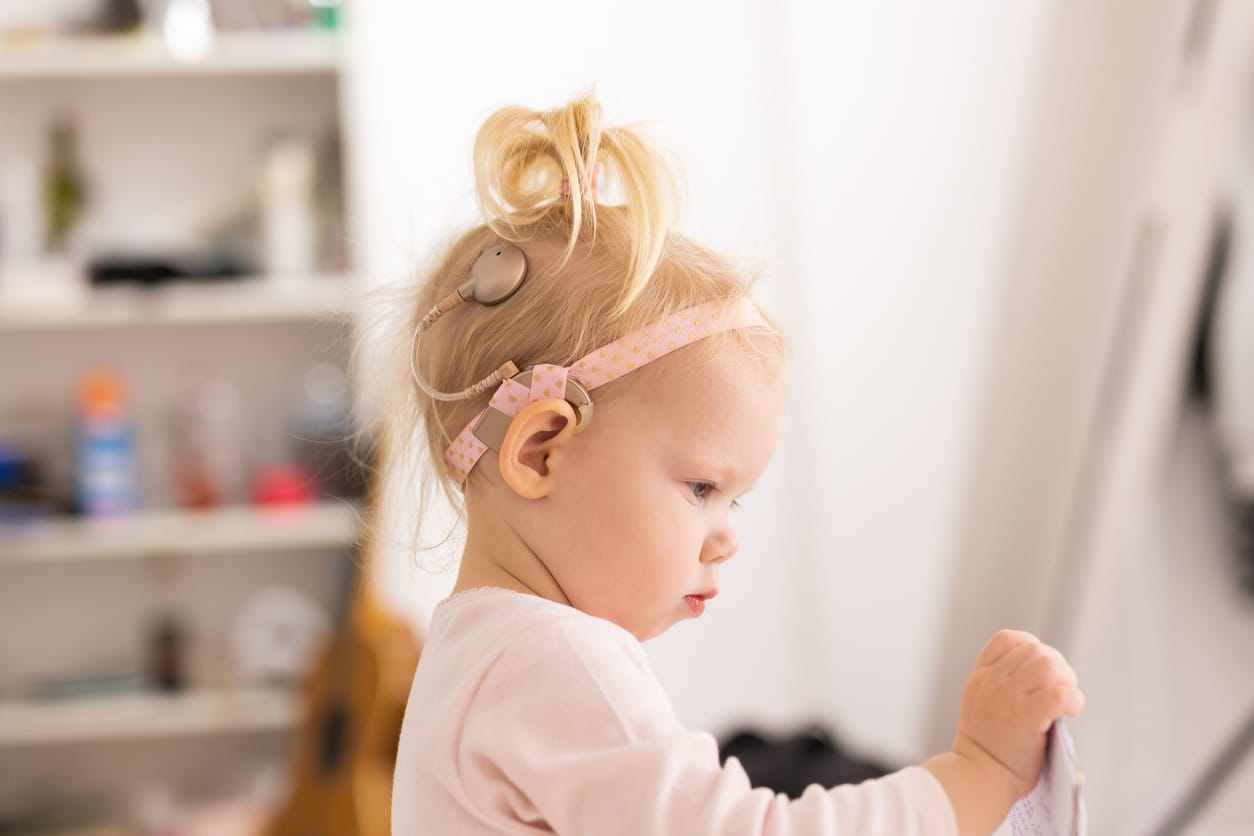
top-left (952, 629), bottom-right (1085, 799)
top-left (922, 629), bottom-right (1084, 834)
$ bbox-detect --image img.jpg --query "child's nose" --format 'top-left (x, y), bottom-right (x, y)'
top-left (700, 526), bottom-right (739, 564)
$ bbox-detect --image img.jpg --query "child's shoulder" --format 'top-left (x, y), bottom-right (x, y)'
top-left (434, 587), bottom-right (640, 650)
top-left (429, 587), bottom-right (675, 739)
top-left (430, 586), bottom-right (654, 683)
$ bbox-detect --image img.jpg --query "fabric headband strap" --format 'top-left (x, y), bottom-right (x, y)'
top-left (444, 297), bottom-right (769, 485)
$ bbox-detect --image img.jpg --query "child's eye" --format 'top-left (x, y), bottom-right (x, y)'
top-left (687, 481), bottom-right (742, 513)
top-left (688, 482), bottom-right (741, 510)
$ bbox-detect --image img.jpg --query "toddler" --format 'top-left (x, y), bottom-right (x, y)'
top-left (388, 92), bottom-right (1084, 835)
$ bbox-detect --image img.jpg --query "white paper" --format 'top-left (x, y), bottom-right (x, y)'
top-left (1008, 720), bottom-right (1087, 836)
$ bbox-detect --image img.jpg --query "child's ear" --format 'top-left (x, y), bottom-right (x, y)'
top-left (497, 399), bottom-right (579, 499)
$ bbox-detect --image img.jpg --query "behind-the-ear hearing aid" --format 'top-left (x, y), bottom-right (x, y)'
top-left (468, 366), bottom-right (594, 453)
top-left (410, 242), bottom-right (531, 402)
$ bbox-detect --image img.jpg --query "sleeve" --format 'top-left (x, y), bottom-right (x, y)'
top-left (457, 618), bottom-right (958, 836)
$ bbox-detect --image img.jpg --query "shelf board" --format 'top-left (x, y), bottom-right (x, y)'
top-left (0, 274), bottom-right (353, 332)
top-left (0, 30), bottom-right (342, 80)
top-left (0, 501), bottom-right (358, 563)
top-left (0, 686), bottom-right (299, 746)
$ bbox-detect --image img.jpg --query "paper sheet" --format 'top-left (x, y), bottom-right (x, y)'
top-left (1008, 720), bottom-right (1087, 836)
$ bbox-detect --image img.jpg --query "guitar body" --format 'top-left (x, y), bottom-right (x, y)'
top-left (266, 441), bottom-right (422, 836)
top-left (266, 578), bottom-right (420, 836)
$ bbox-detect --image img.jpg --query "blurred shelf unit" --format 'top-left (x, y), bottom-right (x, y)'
top-left (0, 15), bottom-right (357, 799)
top-left (0, 501), bottom-right (358, 564)
top-left (0, 686), bottom-right (298, 747)
top-left (0, 29), bottom-right (341, 80)
top-left (0, 274), bottom-right (354, 333)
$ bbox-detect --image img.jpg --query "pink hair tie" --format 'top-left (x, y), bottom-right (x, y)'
top-left (560, 160), bottom-right (604, 202)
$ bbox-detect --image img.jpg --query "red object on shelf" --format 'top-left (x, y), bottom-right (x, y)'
top-left (251, 465), bottom-right (314, 506)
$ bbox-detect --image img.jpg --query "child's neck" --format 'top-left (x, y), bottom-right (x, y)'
top-left (451, 559), bottom-right (552, 599)
top-left (452, 497), bottom-right (570, 606)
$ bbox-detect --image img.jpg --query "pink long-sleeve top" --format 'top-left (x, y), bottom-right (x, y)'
top-left (393, 586), bottom-right (958, 835)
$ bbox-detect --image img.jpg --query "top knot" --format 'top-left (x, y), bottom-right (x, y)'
top-left (472, 90), bottom-right (679, 315)
top-left (560, 160), bottom-right (605, 203)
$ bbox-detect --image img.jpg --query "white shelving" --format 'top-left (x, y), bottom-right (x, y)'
top-left (0, 686), bottom-right (299, 747)
top-left (0, 501), bottom-right (358, 564)
top-left (0, 18), bottom-right (357, 803)
top-left (0, 274), bottom-right (354, 333)
top-left (0, 30), bottom-right (341, 80)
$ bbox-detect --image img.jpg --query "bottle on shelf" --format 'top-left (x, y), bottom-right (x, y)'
top-left (148, 611), bottom-right (187, 692)
top-left (259, 135), bottom-right (316, 281)
top-left (75, 367), bottom-right (140, 517)
top-left (166, 370), bottom-right (245, 508)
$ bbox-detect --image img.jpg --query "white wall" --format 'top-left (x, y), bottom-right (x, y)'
top-left (344, 0), bottom-right (1054, 760)
top-left (765, 2), bottom-right (1053, 759)
top-left (921, 2), bottom-right (1254, 831)
top-left (1071, 404), bottom-right (1254, 834)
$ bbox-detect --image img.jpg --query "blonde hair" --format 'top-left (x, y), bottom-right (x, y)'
top-left (364, 91), bottom-right (787, 528)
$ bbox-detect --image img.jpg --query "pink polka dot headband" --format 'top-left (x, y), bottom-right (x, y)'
top-left (443, 297), bottom-right (769, 484)
top-left (409, 242), bottom-right (770, 486)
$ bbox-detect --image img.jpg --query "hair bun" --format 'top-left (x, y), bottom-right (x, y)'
top-left (474, 93), bottom-right (601, 220)
top-left (473, 90), bottom-right (678, 313)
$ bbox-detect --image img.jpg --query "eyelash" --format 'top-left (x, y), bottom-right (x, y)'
top-left (689, 482), bottom-right (741, 510)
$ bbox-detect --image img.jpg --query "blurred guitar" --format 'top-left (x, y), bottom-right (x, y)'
top-left (265, 458), bottom-right (421, 836)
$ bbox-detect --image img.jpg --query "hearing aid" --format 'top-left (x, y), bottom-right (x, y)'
top-left (468, 366), bottom-right (594, 453)
top-left (409, 242), bottom-right (531, 403)
top-left (409, 242), bottom-right (593, 438)
top-left (457, 242), bottom-right (528, 305)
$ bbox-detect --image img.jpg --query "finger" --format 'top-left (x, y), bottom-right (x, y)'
top-left (1062, 685), bottom-right (1085, 717)
top-left (977, 629), bottom-right (1039, 666)
top-left (993, 639), bottom-right (1044, 680)
top-left (1021, 647), bottom-right (1079, 693)
top-left (1030, 684), bottom-right (1086, 726)
top-left (1028, 646), bottom-right (1078, 691)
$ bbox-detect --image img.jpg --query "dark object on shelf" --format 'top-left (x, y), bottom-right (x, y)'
top-left (289, 362), bottom-right (368, 501)
top-left (44, 114), bottom-right (89, 254)
top-left (0, 443), bottom-right (54, 524)
top-left (290, 434), bottom-right (369, 501)
top-left (88, 252), bottom-right (250, 287)
top-left (148, 612), bottom-right (186, 692)
top-left (718, 726), bottom-right (894, 799)
top-left (97, 0), bottom-right (143, 32)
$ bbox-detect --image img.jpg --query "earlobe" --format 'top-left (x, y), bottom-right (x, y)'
top-left (497, 399), bottom-right (578, 499)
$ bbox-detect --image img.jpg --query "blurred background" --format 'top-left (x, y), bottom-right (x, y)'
top-left (1, 0), bottom-right (1253, 834)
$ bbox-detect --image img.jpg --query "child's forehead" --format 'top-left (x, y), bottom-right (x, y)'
top-left (624, 347), bottom-right (785, 487)
top-left (598, 341), bottom-right (786, 435)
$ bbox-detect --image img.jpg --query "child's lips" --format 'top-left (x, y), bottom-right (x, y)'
top-left (684, 590), bottom-right (717, 615)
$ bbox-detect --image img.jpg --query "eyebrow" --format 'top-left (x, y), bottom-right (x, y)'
top-left (681, 459), bottom-right (752, 491)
